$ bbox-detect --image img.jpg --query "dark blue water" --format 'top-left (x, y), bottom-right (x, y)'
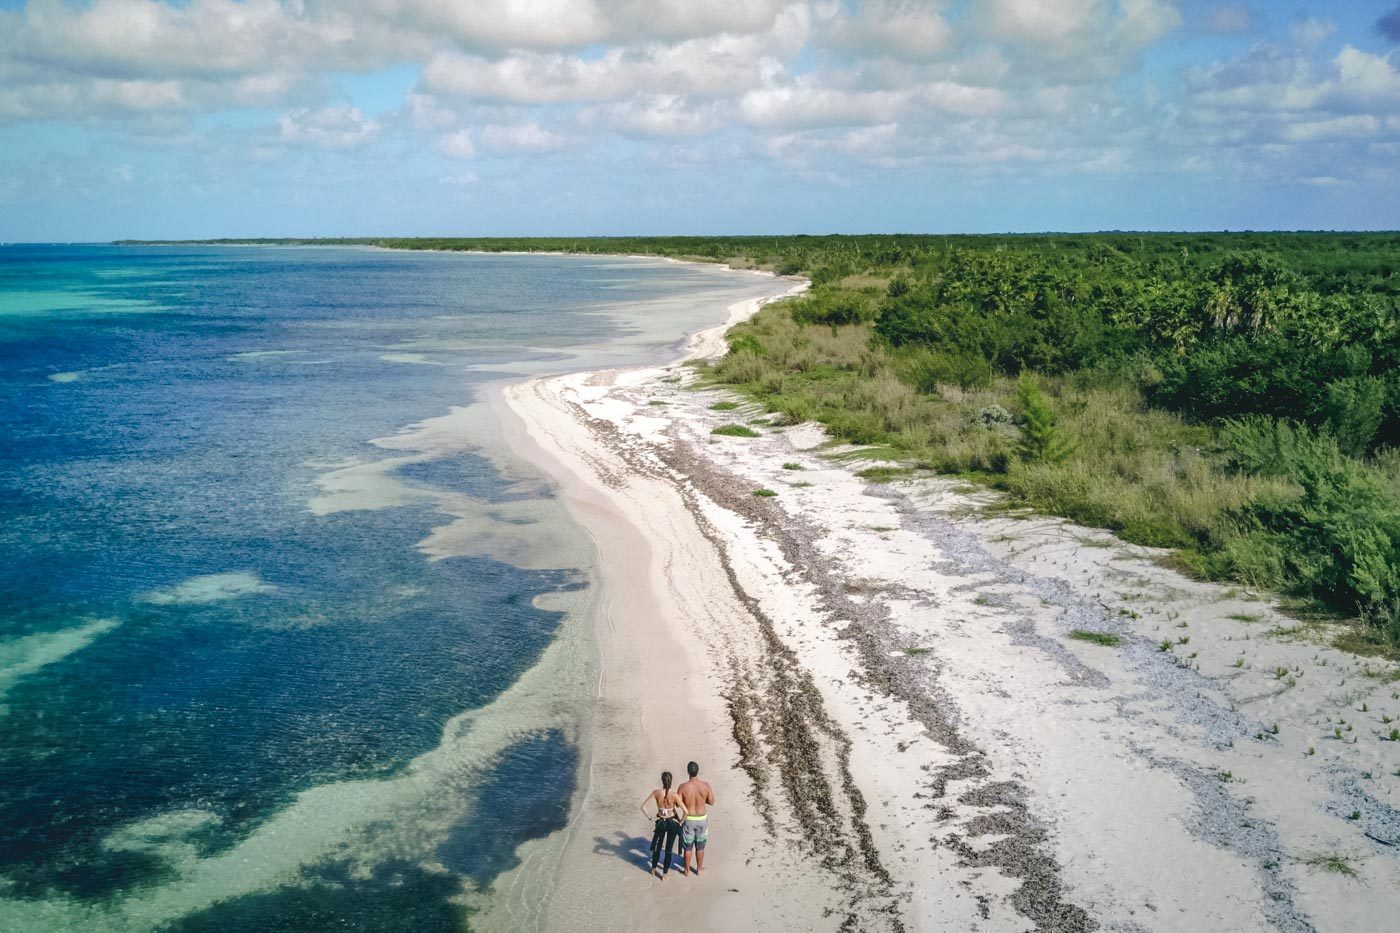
top-left (0, 244), bottom-right (775, 931)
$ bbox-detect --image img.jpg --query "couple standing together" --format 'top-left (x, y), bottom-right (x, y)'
top-left (640, 760), bottom-right (714, 880)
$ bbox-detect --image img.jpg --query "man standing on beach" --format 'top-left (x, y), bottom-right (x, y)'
top-left (677, 761), bottom-right (714, 876)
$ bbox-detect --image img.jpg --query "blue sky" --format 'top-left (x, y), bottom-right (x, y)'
top-left (2, 0), bottom-right (1400, 240)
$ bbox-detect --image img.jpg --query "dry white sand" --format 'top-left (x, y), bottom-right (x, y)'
top-left (495, 287), bottom-right (1400, 932)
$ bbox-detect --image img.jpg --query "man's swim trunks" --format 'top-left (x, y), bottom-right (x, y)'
top-left (681, 813), bottom-right (708, 851)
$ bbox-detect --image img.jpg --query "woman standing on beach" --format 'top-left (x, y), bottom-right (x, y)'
top-left (641, 771), bottom-right (686, 879)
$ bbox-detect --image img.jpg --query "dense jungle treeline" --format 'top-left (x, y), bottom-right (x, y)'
top-left (123, 234), bottom-right (1400, 649)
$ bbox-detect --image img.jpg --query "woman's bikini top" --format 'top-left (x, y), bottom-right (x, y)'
top-left (657, 791), bottom-right (677, 820)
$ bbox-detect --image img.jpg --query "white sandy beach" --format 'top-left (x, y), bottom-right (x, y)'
top-left (493, 283), bottom-right (1400, 932)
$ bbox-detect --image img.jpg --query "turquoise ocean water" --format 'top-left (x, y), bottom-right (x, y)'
top-left (0, 244), bottom-right (778, 931)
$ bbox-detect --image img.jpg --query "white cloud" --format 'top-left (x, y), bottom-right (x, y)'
top-left (3, 0), bottom-right (1386, 199)
top-left (405, 91), bottom-right (458, 130)
top-left (917, 81), bottom-right (1009, 116)
top-left (1189, 45), bottom-right (1400, 115)
top-left (420, 25), bottom-right (800, 105)
top-left (1291, 18), bottom-right (1337, 48)
top-left (278, 106), bottom-right (381, 148)
top-left (600, 0), bottom-right (787, 40)
top-left (438, 128), bottom-right (477, 159)
top-left (738, 85), bottom-right (908, 128)
top-left (973, 0), bottom-right (1180, 79)
top-left (7, 0), bottom-right (395, 79)
top-left (1332, 45), bottom-right (1400, 108)
top-left (1203, 5), bottom-right (1251, 36)
top-left (981, 0), bottom-right (1103, 44)
top-left (590, 94), bottom-right (725, 137)
top-left (821, 1), bottom-right (954, 62)
top-left (0, 74), bottom-right (184, 119)
top-left (362, 0), bottom-right (787, 52)
top-left (480, 122), bottom-right (569, 152)
top-left (1283, 114), bottom-right (1379, 142)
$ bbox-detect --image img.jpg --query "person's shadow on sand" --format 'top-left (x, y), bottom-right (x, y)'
top-left (592, 831), bottom-right (655, 873)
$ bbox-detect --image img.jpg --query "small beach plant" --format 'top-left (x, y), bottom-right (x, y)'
top-left (1068, 630), bottom-right (1121, 647)
top-left (1301, 853), bottom-right (1359, 878)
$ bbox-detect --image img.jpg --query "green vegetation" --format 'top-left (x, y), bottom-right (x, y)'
top-left (1068, 630), bottom-right (1122, 647)
top-left (126, 234), bottom-right (1400, 652)
top-left (1300, 853), bottom-right (1359, 878)
top-left (753, 488), bottom-right (778, 498)
top-left (782, 461), bottom-right (805, 470)
top-left (710, 400), bottom-right (741, 411)
top-left (712, 424), bottom-right (760, 438)
top-left (856, 465), bottom-right (914, 483)
top-left (1016, 377), bottom-right (1073, 464)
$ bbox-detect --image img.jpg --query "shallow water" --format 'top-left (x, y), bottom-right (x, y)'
top-left (0, 244), bottom-right (779, 931)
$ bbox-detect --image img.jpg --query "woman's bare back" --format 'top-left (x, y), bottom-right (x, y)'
top-left (651, 788), bottom-right (683, 819)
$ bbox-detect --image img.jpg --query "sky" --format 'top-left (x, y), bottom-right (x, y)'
top-left (2, 0), bottom-right (1400, 240)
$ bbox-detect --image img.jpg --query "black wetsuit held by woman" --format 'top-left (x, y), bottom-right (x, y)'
top-left (648, 771), bottom-right (683, 876)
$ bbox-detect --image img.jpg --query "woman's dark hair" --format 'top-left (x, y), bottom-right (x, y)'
top-left (661, 771), bottom-right (672, 790)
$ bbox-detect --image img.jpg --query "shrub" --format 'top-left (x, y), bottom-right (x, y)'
top-left (1360, 598), bottom-right (1400, 648)
top-left (1321, 376), bottom-right (1386, 457)
top-left (789, 289), bottom-right (873, 326)
top-left (712, 424), bottom-right (760, 437)
top-left (1219, 416), bottom-right (1339, 477)
top-left (1016, 377), bottom-right (1073, 464)
top-left (727, 332), bottom-right (764, 356)
top-left (1224, 419), bottom-right (1400, 614)
top-left (974, 405), bottom-right (1013, 426)
top-left (894, 346), bottom-right (993, 391)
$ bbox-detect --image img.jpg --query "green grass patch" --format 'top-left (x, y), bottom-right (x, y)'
top-left (856, 465), bottom-right (914, 483)
top-left (782, 462), bottom-right (805, 470)
top-left (712, 424), bottom-right (760, 438)
top-left (1300, 853), bottom-right (1359, 878)
top-left (710, 400), bottom-right (740, 411)
top-left (752, 488), bottom-right (777, 498)
top-left (1068, 630), bottom-right (1122, 647)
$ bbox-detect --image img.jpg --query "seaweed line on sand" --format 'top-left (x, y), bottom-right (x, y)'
top-left (569, 396), bottom-right (904, 931)
top-left (661, 432), bottom-right (1096, 931)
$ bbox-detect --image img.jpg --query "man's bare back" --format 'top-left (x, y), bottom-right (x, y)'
top-left (677, 777), bottom-right (713, 815)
